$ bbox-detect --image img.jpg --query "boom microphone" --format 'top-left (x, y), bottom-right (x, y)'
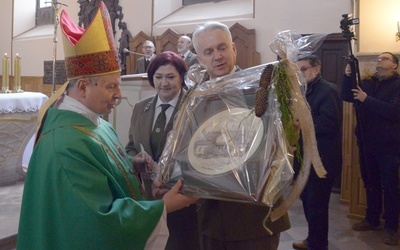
top-left (123, 48), bottom-right (145, 56)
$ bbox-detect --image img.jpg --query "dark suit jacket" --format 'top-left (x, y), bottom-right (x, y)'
top-left (184, 51), bottom-right (198, 68)
top-left (135, 55), bottom-right (155, 74)
top-left (294, 76), bottom-right (342, 180)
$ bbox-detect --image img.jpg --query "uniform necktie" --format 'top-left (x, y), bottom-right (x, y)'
top-left (150, 104), bottom-right (170, 158)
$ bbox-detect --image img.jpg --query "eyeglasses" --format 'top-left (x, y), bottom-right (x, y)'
top-left (299, 66), bottom-right (314, 72)
top-left (376, 56), bottom-right (393, 62)
top-left (143, 46), bottom-right (154, 50)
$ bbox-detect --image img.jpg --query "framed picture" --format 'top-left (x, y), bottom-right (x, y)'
top-left (163, 88), bottom-right (272, 202)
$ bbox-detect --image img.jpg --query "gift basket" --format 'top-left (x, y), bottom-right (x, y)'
top-left (157, 30), bottom-right (328, 220)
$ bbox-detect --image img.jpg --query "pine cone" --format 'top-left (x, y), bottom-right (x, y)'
top-left (255, 64), bottom-right (274, 117)
top-left (255, 88), bottom-right (268, 117)
top-left (259, 64), bottom-right (274, 89)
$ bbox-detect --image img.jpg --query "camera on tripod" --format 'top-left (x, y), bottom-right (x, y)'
top-left (340, 14), bottom-right (359, 40)
top-left (340, 14), bottom-right (359, 28)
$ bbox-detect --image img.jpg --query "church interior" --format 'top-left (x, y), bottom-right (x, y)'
top-left (1, 0), bottom-right (400, 249)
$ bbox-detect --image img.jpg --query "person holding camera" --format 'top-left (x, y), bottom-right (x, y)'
top-left (341, 52), bottom-right (400, 246)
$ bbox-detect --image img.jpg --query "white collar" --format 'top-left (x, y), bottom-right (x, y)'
top-left (155, 90), bottom-right (181, 108)
top-left (146, 54), bottom-right (155, 61)
top-left (182, 50), bottom-right (190, 58)
top-left (57, 95), bottom-right (101, 125)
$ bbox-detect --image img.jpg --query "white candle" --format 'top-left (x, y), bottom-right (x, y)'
top-left (2, 54), bottom-right (5, 88)
top-left (14, 53), bottom-right (21, 91)
top-left (2, 53), bottom-right (10, 92)
top-left (398, 21), bottom-right (400, 33)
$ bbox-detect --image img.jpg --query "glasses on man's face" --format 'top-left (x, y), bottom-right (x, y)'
top-left (143, 46), bottom-right (153, 50)
top-left (299, 66), bottom-right (314, 72)
top-left (376, 56), bottom-right (393, 62)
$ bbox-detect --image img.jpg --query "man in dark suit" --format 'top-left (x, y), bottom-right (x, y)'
top-left (135, 40), bottom-right (156, 74)
top-left (177, 35), bottom-right (198, 68)
top-left (192, 21), bottom-right (290, 250)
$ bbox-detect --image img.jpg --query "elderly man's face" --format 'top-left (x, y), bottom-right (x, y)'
top-left (142, 42), bottom-right (155, 58)
top-left (177, 37), bottom-right (190, 54)
top-left (296, 60), bottom-right (320, 84)
top-left (82, 72), bottom-right (122, 115)
top-left (195, 29), bottom-right (237, 78)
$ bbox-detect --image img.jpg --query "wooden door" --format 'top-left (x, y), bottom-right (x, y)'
top-left (314, 33), bottom-right (350, 199)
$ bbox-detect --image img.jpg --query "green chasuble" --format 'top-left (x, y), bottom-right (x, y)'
top-left (17, 108), bottom-right (164, 250)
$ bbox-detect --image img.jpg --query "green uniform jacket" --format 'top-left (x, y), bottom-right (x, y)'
top-left (17, 108), bottom-right (164, 250)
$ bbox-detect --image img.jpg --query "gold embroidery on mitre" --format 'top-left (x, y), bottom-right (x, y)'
top-left (65, 51), bottom-right (119, 79)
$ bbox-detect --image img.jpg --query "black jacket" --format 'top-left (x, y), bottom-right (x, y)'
top-left (341, 72), bottom-right (400, 153)
top-left (295, 76), bottom-right (342, 180)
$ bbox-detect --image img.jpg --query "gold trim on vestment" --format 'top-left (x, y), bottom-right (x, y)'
top-left (72, 125), bottom-right (143, 200)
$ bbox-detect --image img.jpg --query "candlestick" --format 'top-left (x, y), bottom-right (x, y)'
top-left (13, 53), bottom-right (23, 92)
top-left (2, 53), bottom-right (11, 93)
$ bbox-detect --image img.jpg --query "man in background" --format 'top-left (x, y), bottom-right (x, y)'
top-left (292, 55), bottom-right (342, 250)
top-left (177, 35), bottom-right (198, 68)
top-left (342, 52), bottom-right (400, 246)
top-left (135, 40), bottom-right (156, 73)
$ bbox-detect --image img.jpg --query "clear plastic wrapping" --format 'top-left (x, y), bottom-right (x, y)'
top-left (156, 63), bottom-right (291, 205)
top-left (157, 30), bottom-right (327, 208)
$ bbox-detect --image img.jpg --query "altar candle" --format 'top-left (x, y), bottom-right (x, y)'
top-left (398, 21), bottom-right (400, 33)
top-left (2, 53), bottom-right (9, 90)
top-left (14, 54), bottom-right (21, 89)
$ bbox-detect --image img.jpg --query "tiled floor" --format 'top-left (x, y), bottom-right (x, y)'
top-left (1, 180), bottom-right (399, 249)
top-left (278, 191), bottom-right (400, 250)
top-left (0, 180), bottom-right (23, 250)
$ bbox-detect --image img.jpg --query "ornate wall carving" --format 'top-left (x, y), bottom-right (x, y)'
top-left (77, 0), bottom-right (132, 74)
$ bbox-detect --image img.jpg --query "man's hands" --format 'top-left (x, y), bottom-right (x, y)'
top-left (352, 85), bottom-right (367, 102)
top-left (345, 64), bottom-right (367, 102)
top-left (345, 64), bottom-right (352, 76)
top-left (153, 179), bottom-right (198, 213)
top-left (131, 151), bottom-right (154, 174)
top-left (152, 179), bottom-right (169, 198)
